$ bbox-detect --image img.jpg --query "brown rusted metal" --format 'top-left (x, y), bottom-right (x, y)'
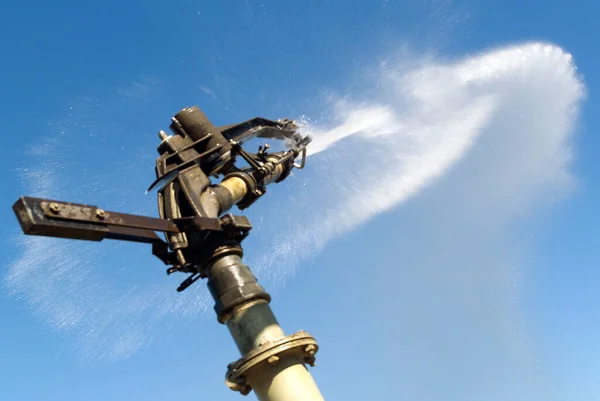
top-left (14, 196), bottom-right (110, 242)
top-left (39, 199), bottom-right (180, 233)
top-left (14, 197), bottom-right (246, 245)
top-left (16, 197), bottom-right (169, 244)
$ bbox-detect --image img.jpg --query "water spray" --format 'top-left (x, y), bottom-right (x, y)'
top-left (12, 106), bottom-right (325, 401)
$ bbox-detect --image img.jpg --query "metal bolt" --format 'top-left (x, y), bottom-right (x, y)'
top-left (304, 344), bottom-right (317, 355)
top-left (226, 381), bottom-right (242, 393)
top-left (158, 130), bottom-right (170, 141)
top-left (49, 203), bottom-right (60, 214)
top-left (96, 209), bottom-right (106, 219)
top-left (267, 355), bottom-right (280, 365)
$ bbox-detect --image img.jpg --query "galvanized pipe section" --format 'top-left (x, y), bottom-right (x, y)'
top-left (225, 300), bottom-right (286, 354)
top-left (200, 171), bottom-right (325, 401)
top-left (207, 255), bottom-right (271, 324)
top-left (225, 301), bottom-right (325, 401)
top-left (248, 358), bottom-right (325, 401)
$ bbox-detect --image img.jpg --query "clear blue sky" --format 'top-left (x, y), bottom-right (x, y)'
top-left (1, 1), bottom-right (599, 400)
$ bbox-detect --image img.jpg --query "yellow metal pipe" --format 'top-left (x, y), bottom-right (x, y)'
top-left (220, 161), bottom-right (285, 208)
top-left (249, 358), bottom-right (324, 401)
top-left (221, 176), bottom-right (249, 206)
top-left (207, 162), bottom-right (324, 401)
top-left (226, 300), bottom-right (285, 354)
top-left (225, 301), bottom-right (325, 401)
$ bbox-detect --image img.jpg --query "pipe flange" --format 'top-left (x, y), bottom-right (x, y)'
top-left (225, 330), bottom-right (319, 395)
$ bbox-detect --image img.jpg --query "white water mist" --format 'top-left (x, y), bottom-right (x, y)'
top-left (251, 42), bottom-right (581, 283)
top-left (5, 42), bottom-right (583, 368)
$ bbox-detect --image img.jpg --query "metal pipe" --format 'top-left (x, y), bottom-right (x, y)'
top-left (198, 175), bottom-right (247, 217)
top-left (262, 158), bottom-right (286, 186)
top-left (225, 301), bottom-right (324, 401)
top-left (200, 172), bottom-right (325, 401)
top-left (248, 358), bottom-right (324, 401)
top-left (221, 176), bottom-right (249, 206)
top-left (226, 300), bottom-right (285, 354)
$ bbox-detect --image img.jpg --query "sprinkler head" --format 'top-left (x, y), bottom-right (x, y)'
top-left (12, 106), bottom-right (312, 293)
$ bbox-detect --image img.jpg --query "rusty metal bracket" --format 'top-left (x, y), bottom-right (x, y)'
top-left (39, 199), bottom-right (180, 233)
top-left (13, 196), bottom-right (254, 291)
top-left (15, 196), bottom-right (251, 240)
top-left (14, 196), bottom-right (168, 244)
top-left (225, 331), bottom-right (319, 395)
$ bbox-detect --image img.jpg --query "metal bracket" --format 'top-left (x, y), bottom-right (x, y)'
top-left (13, 196), bottom-right (253, 291)
top-left (15, 196), bottom-right (252, 239)
top-left (14, 197), bottom-right (171, 244)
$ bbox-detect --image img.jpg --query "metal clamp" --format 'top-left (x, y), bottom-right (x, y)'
top-left (225, 331), bottom-right (319, 395)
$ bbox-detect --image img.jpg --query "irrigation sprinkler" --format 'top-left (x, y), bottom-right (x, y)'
top-left (12, 106), bottom-right (325, 401)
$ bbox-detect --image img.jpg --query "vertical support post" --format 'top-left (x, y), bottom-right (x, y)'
top-left (206, 255), bottom-right (325, 401)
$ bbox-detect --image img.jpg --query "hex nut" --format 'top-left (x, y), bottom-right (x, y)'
top-left (304, 344), bottom-right (317, 355)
